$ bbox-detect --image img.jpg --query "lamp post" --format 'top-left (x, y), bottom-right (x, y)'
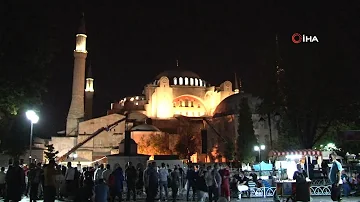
top-left (26, 110), bottom-right (39, 164)
top-left (254, 144), bottom-right (266, 177)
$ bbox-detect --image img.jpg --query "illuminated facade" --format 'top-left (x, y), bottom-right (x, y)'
top-left (49, 16), bottom-right (278, 165)
top-left (109, 70), bottom-right (235, 119)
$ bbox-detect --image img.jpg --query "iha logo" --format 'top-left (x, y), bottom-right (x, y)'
top-left (292, 33), bottom-right (319, 44)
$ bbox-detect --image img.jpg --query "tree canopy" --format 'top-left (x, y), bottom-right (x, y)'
top-left (0, 2), bottom-right (57, 148)
top-left (237, 97), bottom-right (257, 163)
top-left (174, 122), bottom-right (200, 159)
top-left (44, 144), bottom-right (59, 162)
top-left (257, 34), bottom-right (360, 149)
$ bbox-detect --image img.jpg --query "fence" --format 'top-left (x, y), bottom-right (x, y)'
top-left (124, 185), bottom-right (332, 199)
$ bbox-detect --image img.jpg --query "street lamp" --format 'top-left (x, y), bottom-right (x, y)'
top-left (254, 144), bottom-right (266, 177)
top-left (26, 110), bottom-right (39, 165)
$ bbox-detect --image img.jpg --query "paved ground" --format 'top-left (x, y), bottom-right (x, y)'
top-left (16, 196), bottom-right (360, 202)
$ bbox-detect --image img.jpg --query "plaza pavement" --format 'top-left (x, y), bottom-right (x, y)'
top-left (17, 196), bottom-right (360, 202)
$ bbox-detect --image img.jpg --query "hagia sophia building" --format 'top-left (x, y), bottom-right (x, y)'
top-left (49, 17), bottom-right (280, 165)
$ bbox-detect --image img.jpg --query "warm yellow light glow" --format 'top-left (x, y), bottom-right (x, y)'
top-left (85, 78), bottom-right (94, 92)
top-left (157, 101), bottom-right (172, 118)
top-left (135, 102), bottom-right (139, 105)
top-left (135, 96), bottom-right (139, 100)
top-left (130, 97), bottom-right (134, 101)
top-left (75, 34), bottom-right (87, 53)
top-left (234, 89), bottom-right (239, 94)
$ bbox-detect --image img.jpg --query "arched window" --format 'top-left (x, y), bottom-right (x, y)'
top-left (195, 78), bottom-right (198, 86)
top-left (199, 79), bottom-right (203, 86)
top-left (190, 78), bottom-right (194, 86)
top-left (179, 77), bottom-right (183, 85)
top-left (203, 81), bottom-right (206, 87)
top-left (173, 77), bottom-right (177, 85)
top-left (184, 77), bottom-right (189, 85)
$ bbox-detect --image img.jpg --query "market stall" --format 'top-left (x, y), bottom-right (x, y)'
top-left (269, 149), bottom-right (322, 178)
top-left (269, 149), bottom-right (321, 201)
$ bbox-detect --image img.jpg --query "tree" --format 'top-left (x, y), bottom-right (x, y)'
top-left (256, 34), bottom-right (360, 149)
top-left (138, 133), bottom-right (172, 155)
top-left (0, 2), bottom-right (57, 145)
top-left (1, 112), bottom-right (30, 158)
top-left (224, 136), bottom-right (235, 161)
top-left (237, 97), bottom-right (258, 164)
top-left (44, 144), bottom-right (58, 162)
top-left (174, 122), bottom-right (200, 159)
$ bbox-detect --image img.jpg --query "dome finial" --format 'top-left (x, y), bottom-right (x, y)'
top-left (176, 59), bottom-right (179, 68)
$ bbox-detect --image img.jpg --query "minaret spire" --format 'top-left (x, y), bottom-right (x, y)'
top-left (234, 73), bottom-right (239, 94)
top-left (78, 12), bottom-right (86, 34)
top-left (176, 59), bottom-right (179, 68)
top-left (239, 78), bottom-right (243, 93)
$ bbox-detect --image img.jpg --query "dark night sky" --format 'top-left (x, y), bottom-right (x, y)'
top-left (17, 1), bottom-right (358, 137)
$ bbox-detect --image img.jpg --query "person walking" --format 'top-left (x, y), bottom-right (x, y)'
top-left (329, 152), bottom-right (343, 201)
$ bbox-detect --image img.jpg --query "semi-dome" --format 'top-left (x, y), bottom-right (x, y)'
top-left (213, 93), bottom-right (261, 118)
top-left (153, 69), bottom-right (207, 87)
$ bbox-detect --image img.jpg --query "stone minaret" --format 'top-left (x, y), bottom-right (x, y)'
top-left (84, 63), bottom-right (94, 120)
top-left (66, 14), bottom-right (87, 136)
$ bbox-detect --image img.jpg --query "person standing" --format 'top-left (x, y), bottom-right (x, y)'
top-left (125, 162), bottom-right (137, 201)
top-left (158, 163), bottom-right (169, 201)
top-left (65, 162), bottom-right (77, 197)
top-left (0, 167), bottom-right (6, 198)
top-left (28, 163), bottom-right (42, 202)
top-left (110, 164), bottom-right (124, 202)
top-left (5, 159), bottom-right (25, 202)
top-left (43, 160), bottom-right (57, 202)
top-left (219, 164), bottom-right (230, 201)
top-left (186, 164), bottom-right (196, 201)
top-left (170, 166), bottom-right (181, 202)
top-left (196, 165), bottom-right (208, 202)
top-left (329, 152), bottom-right (343, 201)
top-left (212, 164), bottom-right (222, 202)
top-left (145, 162), bottom-right (158, 202)
top-left (102, 164), bottom-right (112, 184)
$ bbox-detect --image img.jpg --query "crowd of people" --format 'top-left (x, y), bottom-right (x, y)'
top-left (0, 159), bottom-right (269, 202)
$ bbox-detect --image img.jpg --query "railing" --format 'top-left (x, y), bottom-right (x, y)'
top-left (311, 179), bottom-right (331, 186)
top-left (121, 185), bottom-right (331, 199)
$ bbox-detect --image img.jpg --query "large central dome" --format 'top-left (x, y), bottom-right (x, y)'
top-left (153, 69), bottom-right (207, 87)
top-left (155, 70), bottom-right (201, 79)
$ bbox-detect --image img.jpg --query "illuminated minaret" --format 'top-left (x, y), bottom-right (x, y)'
top-left (234, 73), bottom-right (239, 94)
top-left (66, 14), bottom-right (87, 136)
top-left (84, 63), bottom-right (94, 120)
